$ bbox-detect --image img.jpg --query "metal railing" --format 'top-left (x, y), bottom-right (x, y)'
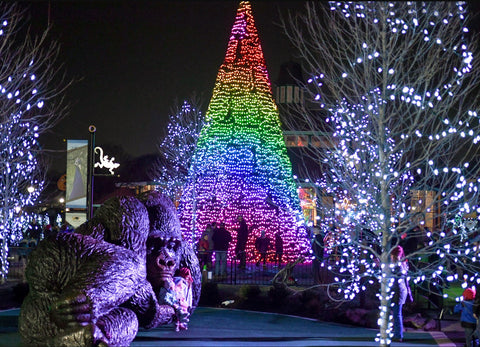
top-left (5, 247), bottom-right (323, 287)
top-left (203, 257), bottom-right (318, 286)
top-left (4, 246), bottom-right (31, 281)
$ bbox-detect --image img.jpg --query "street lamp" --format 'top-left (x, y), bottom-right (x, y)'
top-left (87, 125), bottom-right (96, 220)
top-left (27, 186), bottom-right (35, 193)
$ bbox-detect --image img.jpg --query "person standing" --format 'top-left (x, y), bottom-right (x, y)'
top-left (26, 219), bottom-right (42, 243)
top-left (454, 287), bottom-right (477, 347)
top-left (390, 245), bottom-right (413, 342)
top-left (274, 231), bottom-right (283, 267)
top-left (474, 286), bottom-right (480, 346)
top-left (235, 216), bottom-right (249, 270)
top-left (255, 230), bottom-right (270, 269)
top-left (198, 224), bottom-right (214, 270)
top-left (43, 224), bottom-right (54, 239)
top-left (212, 222), bottom-right (232, 278)
top-left (311, 226), bottom-right (324, 284)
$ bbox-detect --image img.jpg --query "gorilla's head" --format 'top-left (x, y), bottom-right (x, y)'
top-left (79, 196), bottom-right (150, 255)
top-left (139, 190), bottom-right (182, 240)
top-left (138, 191), bottom-right (183, 291)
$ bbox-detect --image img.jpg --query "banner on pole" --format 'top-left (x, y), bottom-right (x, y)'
top-left (66, 139), bottom-right (88, 209)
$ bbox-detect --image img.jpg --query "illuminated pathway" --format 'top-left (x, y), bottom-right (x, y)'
top-left (131, 307), bottom-right (458, 347)
top-left (0, 307), bottom-right (459, 346)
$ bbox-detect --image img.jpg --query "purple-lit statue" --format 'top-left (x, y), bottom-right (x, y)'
top-left (19, 191), bottom-right (201, 346)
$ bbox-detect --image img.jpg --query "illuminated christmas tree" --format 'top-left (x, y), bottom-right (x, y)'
top-left (179, 1), bottom-right (309, 263)
top-left (153, 99), bottom-right (204, 204)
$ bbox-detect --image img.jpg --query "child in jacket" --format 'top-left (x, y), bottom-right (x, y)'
top-left (454, 287), bottom-right (477, 347)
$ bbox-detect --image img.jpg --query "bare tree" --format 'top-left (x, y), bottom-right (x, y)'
top-left (281, 2), bottom-right (480, 345)
top-left (0, 3), bottom-right (68, 282)
top-left (150, 98), bottom-right (205, 204)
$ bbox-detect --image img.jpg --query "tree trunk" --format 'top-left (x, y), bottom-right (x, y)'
top-left (0, 236), bottom-right (9, 284)
top-left (378, 251), bottom-right (391, 346)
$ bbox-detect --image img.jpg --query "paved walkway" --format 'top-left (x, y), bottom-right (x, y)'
top-left (0, 306), bottom-right (461, 347)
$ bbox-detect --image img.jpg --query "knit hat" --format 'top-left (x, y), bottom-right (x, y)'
top-left (463, 287), bottom-right (476, 301)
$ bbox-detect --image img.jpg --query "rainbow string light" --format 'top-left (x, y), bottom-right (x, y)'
top-left (179, 1), bottom-right (310, 263)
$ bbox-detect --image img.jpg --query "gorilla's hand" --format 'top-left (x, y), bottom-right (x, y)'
top-left (50, 292), bottom-right (93, 329)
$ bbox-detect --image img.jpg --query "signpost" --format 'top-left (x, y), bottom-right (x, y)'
top-left (85, 125), bottom-right (121, 220)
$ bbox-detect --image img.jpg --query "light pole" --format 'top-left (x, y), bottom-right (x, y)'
top-left (87, 125), bottom-right (96, 220)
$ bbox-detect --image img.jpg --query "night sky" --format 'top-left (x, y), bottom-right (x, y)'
top-left (20, 1), bottom-right (480, 173)
top-left (21, 1), bottom-right (303, 172)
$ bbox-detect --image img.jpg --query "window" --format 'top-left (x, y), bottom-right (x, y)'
top-left (285, 135), bottom-right (308, 147)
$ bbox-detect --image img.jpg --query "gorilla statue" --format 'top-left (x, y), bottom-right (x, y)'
top-left (19, 191), bottom-right (201, 346)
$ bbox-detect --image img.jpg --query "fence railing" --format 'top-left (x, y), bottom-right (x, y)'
top-left (202, 256), bottom-right (329, 287)
top-left (5, 247), bottom-right (447, 313)
top-left (4, 246), bottom-right (31, 281)
top-left (5, 247), bottom-right (327, 288)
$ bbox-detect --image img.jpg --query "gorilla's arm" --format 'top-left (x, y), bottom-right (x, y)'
top-left (122, 278), bottom-right (176, 329)
top-left (19, 233), bottom-right (145, 346)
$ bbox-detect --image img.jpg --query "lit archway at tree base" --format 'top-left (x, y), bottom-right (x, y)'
top-left (180, 174), bottom-right (309, 263)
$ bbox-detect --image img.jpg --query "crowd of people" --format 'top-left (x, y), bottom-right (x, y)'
top-left (197, 221), bottom-right (233, 278)
top-left (21, 220), bottom-right (75, 248)
top-left (197, 216), bottom-right (284, 278)
top-left (25, 219), bottom-right (74, 243)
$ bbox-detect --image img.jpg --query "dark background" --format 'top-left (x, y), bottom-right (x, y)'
top-left (21, 1), bottom-right (304, 173)
top-left (19, 1), bottom-right (480, 175)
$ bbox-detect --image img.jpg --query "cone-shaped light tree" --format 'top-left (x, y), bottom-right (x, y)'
top-left (179, 1), bottom-right (310, 263)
